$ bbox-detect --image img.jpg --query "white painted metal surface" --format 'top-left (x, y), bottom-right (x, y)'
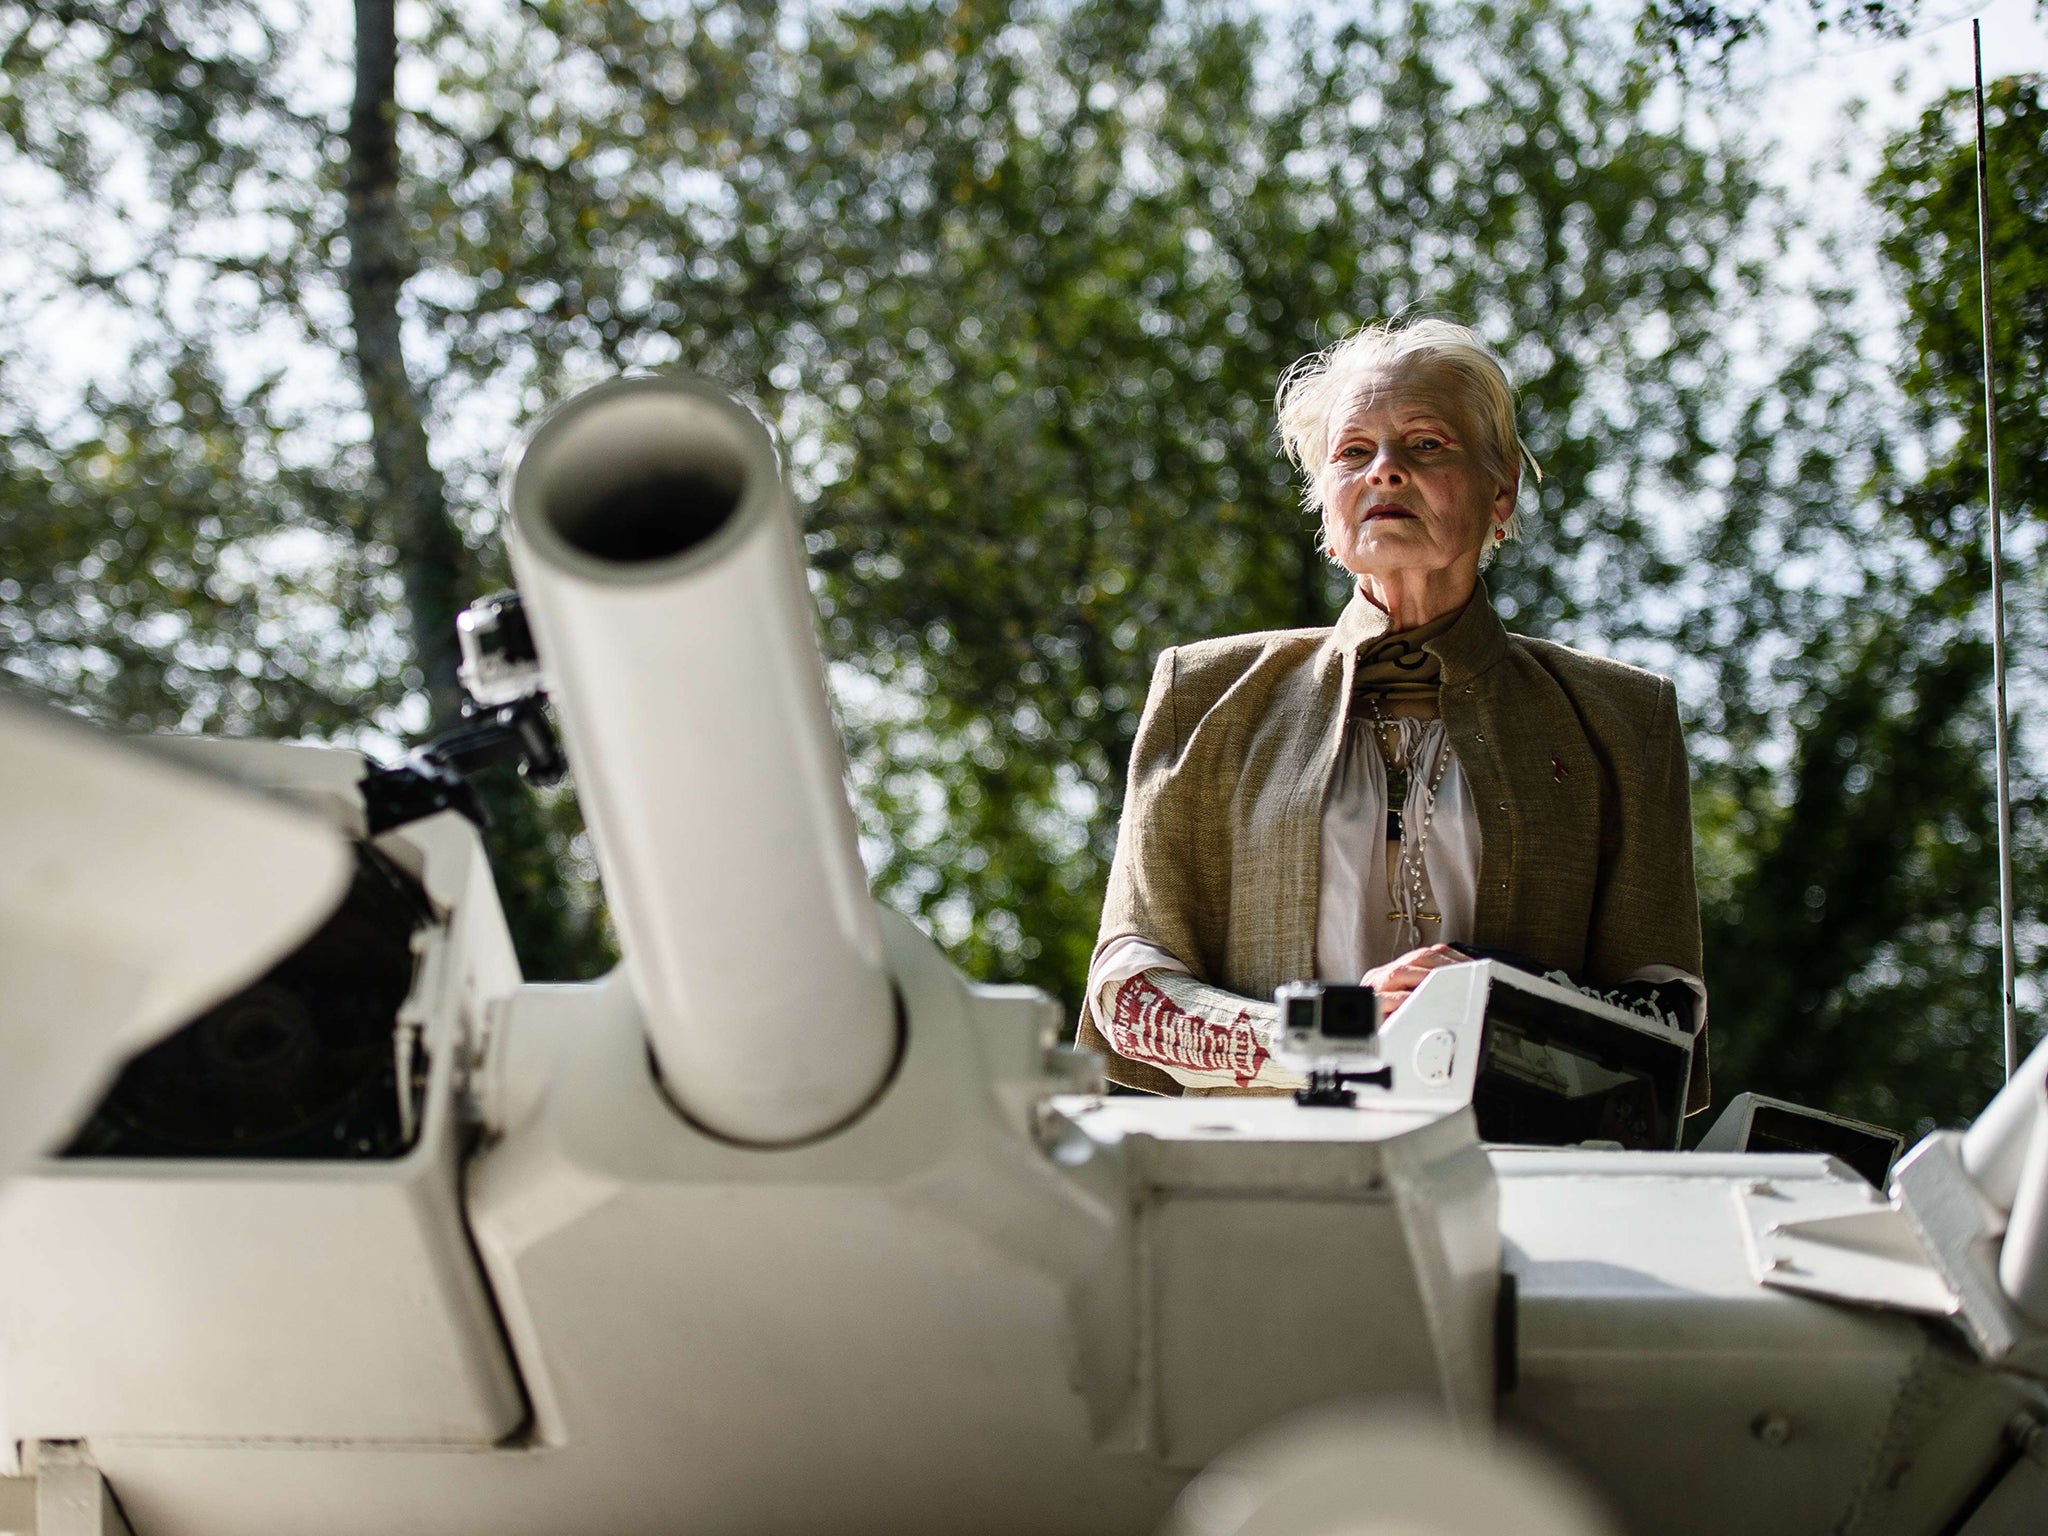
top-left (7, 374), bottom-right (2048, 1536)
top-left (0, 805), bottom-right (524, 1447)
top-left (79, 913), bottom-right (1179, 1536)
top-left (1162, 1412), bottom-right (1622, 1536)
top-left (1740, 1172), bottom-right (1956, 1316)
top-left (501, 377), bottom-right (898, 1146)
top-left (1048, 1093), bottom-right (1500, 1446)
top-left (0, 728), bottom-right (2039, 1533)
top-left (1498, 1149), bottom-right (2025, 1536)
top-left (1962, 1034), bottom-right (2048, 1211)
top-left (10, 1443), bottom-right (132, 1536)
top-left (1997, 1080), bottom-right (2048, 1324)
top-left (1896, 1131), bottom-right (2048, 1370)
top-left (1957, 1428), bottom-right (2048, 1535)
top-left (0, 697), bottom-right (352, 1184)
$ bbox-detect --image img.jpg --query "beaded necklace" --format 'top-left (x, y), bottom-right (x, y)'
top-left (1361, 690), bottom-right (1452, 943)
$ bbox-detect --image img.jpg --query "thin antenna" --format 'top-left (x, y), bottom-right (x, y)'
top-left (1973, 20), bottom-right (2019, 1083)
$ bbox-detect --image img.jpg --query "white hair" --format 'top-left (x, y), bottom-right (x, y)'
top-left (1275, 318), bottom-right (1542, 558)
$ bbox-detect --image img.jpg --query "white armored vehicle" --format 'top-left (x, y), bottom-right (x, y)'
top-left (2, 378), bottom-right (2045, 1536)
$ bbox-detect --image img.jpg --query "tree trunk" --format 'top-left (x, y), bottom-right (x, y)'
top-left (346, 0), bottom-right (466, 724)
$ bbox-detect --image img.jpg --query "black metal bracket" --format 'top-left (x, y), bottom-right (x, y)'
top-left (1293, 1063), bottom-right (1395, 1109)
top-left (359, 695), bottom-right (566, 836)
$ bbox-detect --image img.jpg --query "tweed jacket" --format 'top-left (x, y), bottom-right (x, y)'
top-left (1080, 583), bottom-right (1709, 1112)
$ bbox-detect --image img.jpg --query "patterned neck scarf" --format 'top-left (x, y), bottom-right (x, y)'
top-left (1351, 604), bottom-right (1457, 716)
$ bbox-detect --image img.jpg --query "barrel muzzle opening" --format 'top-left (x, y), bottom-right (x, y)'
top-left (515, 381), bottom-right (760, 575)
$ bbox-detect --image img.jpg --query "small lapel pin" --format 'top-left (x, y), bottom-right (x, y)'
top-left (1552, 755), bottom-right (1568, 784)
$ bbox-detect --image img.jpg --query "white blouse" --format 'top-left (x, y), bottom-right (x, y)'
top-left (1089, 714), bottom-right (1479, 1088)
top-left (1315, 714), bottom-right (1477, 977)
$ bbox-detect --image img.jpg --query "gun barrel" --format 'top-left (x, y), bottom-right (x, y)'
top-left (502, 376), bottom-right (898, 1146)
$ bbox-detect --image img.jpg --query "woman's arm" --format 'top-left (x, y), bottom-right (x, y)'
top-left (1089, 953), bottom-right (1303, 1091)
top-left (1082, 640), bottom-right (1309, 1093)
top-left (1080, 646), bottom-right (1208, 1093)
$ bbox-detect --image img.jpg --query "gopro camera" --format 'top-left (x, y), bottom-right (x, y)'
top-left (1275, 981), bottom-right (1387, 1107)
top-left (1276, 981), bottom-right (1380, 1057)
top-left (456, 591), bottom-right (545, 709)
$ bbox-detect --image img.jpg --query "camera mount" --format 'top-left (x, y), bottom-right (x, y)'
top-left (360, 592), bottom-right (566, 835)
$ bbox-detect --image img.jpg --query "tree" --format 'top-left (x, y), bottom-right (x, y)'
top-left (1692, 75), bottom-right (2048, 1134)
top-left (413, 0), bottom-right (1769, 996)
top-left (1640, 0), bottom-right (1912, 62)
top-left (1875, 75), bottom-right (2048, 557)
top-left (5, 0), bottom-right (2037, 1133)
top-left (6, 0), bottom-right (1778, 997)
top-left (0, 0), bottom-right (610, 976)
top-left (348, 0), bottom-right (466, 723)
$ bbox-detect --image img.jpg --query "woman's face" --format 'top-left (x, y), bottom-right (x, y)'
top-left (1317, 363), bottom-right (1513, 585)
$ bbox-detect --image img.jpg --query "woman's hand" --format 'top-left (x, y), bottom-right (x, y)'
top-left (1361, 944), bottom-right (1466, 1020)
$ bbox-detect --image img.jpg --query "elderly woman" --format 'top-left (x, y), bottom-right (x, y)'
top-left (1079, 318), bottom-right (1707, 1107)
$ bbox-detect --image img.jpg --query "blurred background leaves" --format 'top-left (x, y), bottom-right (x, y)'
top-left (1, 0), bottom-right (2042, 1134)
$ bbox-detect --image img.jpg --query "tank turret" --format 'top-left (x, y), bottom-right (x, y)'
top-left (5, 376), bottom-right (2048, 1536)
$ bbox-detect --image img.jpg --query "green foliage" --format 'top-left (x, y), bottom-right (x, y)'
top-left (1875, 75), bottom-right (2048, 553)
top-left (3, 0), bottom-right (2043, 1128)
top-left (1687, 75), bottom-right (2048, 1134)
top-left (1637, 0), bottom-right (1914, 64)
top-left (0, 343), bottom-right (395, 735)
top-left (408, 0), bottom-right (1765, 993)
top-left (0, 0), bottom-right (609, 979)
top-left (1700, 609), bottom-right (2010, 1130)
